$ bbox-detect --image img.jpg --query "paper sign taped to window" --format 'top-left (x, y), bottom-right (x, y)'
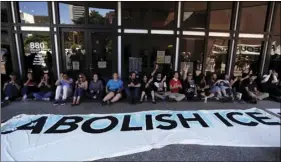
top-left (164, 56), bottom-right (171, 64)
top-left (156, 51), bottom-right (165, 64)
top-left (72, 61), bottom-right (80, 70)
top-left (98, 61), bottom-right (107, 68)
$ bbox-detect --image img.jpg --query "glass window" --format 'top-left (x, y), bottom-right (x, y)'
top-left (88, 2), bottom-right (116, 25)
top-left (151, 2), bottom-right (175, 28)
top-left (1, 2), bottom-right (8, 23)
top-left (234, 39), bottom-right (263, 76)
top-left (22, 32), bottom-right (52, 80)
top-left (273, 3), bottom-right (280, 35)
top-left (122, 2), bottom-right (150, 28)
top-left (205, 38), bottom-right (229, 75)
top-left (269, 36), bottom-right (281, 74)
top-left (1, 30), bottom-right (13, 75)
top-left (59, 3), bottom-right (85, 24)
top-left (180, 37), bottom-right (205, 76)
top-left (210, 2), bottom-right (233, 31)
top-left (62, 31), bottom-right (85, 72)
top-left (182, 2), bottom-right (207, 30)
top-left (239, 2), bottom-right (268, 33)
top-left (123, 35), bottom-right (175, 79)
top-left (19, 2), bottom-right (49, 24)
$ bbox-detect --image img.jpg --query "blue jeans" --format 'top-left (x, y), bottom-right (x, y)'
top-left (33, 91), bottom-right (53, 100)
top-left (73, 88), bottom-right (84, 97)
top-left (125, 87), bottom-right (140, 103)
top-left (5, 84), bottom-right (19, 98)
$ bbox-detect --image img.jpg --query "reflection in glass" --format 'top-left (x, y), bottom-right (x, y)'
top-left (62, 31), bottom-right (85, 71)
top-left (180, 37), bottom-right (204, 76)
top-left (273, 3), bottom-right (280, 35)
top-left (151, 2), bottom-right (175, 28)
top-left (88, 3), bottom-right (116, 25)
top-left (22, 32), bottom-right (52, 80)
top-left (239, 2), bottom-right (268, 33)
top-left (269, 36), bottom-right (281, 74)
top-left (234, 39), bottom-right (263, 76)
top-left (205, 38), bottom-right (229, 75)
top-left (122, 2), bottom-right (149, 28)
top-left (123, 35), bottom-right (175, 78)
top-left (91, 32), bottom-right (114, 77)
top-left (1, 30), bottom-right (13, 75)
top-left (209, 2), bottom-right (233, 30)
top-left (1, 2), bottom-right (8, 22)
top-left (182, 2), bottom-right (207, 30)
top-left (59, 3), bottom-right (85, 24)
top-left (19, 2), bottom-right (49, 24)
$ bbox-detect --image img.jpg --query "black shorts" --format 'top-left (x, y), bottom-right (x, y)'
top-left (108, 90), bottom-right (119, 95)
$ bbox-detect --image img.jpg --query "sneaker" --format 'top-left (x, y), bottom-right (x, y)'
top-left (152, 100), bottom-right (156, 104)
top-left (144, 95), bottom-right (148, 102)
top-left (204, 97), bottom-right (208, 103)
top-left (60, 100), bottom-right (66, 106)
top-left (53, 100), bottom-right (60, 106)
top-left (93, 95), bottom-right (97, 99)
top-left (22, 95), bottom-right (27, 101)
top-left (4, 97), bottom-right (9, 101)
top-left (107, 100), bottom-right (111, 105)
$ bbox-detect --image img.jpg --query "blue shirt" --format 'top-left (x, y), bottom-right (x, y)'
top-left (106, 79), bottom-right (123, 91)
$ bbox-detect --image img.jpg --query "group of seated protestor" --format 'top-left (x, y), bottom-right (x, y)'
top-left (2, 65), bottom-right (281, 106)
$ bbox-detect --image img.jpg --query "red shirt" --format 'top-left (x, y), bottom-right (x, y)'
top-left (169, 78), bottom-right (182, 93)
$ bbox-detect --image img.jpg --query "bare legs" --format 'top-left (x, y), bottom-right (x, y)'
top-left (102, 92), bottom-right (122, 104)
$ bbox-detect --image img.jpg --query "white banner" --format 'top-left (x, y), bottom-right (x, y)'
top-left (1, 108), bottom-right (280, 161)
top-left (212, 44), bottom-right (262, 55)
top-left (266, 108), bottom-right (281, 116)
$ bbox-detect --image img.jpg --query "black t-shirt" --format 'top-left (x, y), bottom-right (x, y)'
top-left (183, 80), bottom-right (196, 93)
top-left (245, 81), bottom-right (257, 92)
top-left (126, 78), bottom-right (140, 87)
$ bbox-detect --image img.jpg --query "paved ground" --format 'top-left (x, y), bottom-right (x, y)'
top-left (1, 100), bottom-right (280, 161)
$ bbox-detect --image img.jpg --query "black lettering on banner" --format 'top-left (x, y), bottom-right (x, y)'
top-left (82, 116), bottom-right (118, 133)
top-left (1, 116), bottom-right (48, 134)
top-left (226, 112), bottom-right (258, 126)
top-left (214, 113), bottom-right (233, 127)
top-left (121, 115), bottom-right (142, 131)
top-left (145, 114), bottom-right (154, 130)
top-left (45, 116), bottom-right (83, 134)
top-left (246, 112), bottom-right (281, 125)
top-left (155, 114), bottom-right (177, 130)
top-left (241, 46), bottom-right (246, 51)
top-left (177, 113), bottom-right (209, 128)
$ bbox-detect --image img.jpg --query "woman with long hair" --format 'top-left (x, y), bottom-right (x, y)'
top-left (72, 73), bottom-right (88, 106)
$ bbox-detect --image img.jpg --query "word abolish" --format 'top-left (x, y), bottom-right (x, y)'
top-left (2, 110), bottom-right (280, 135)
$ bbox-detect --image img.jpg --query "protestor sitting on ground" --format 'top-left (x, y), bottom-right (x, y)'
top-left (87, 73), bottom-right (104, 100)
top-left (54, 72), bottom-right (73, 106)
top-left (22, 72), bottom-right (37, 101)
top-left (168, 71), bottom-right (186, 102)
top-left (101, 72), bottom-right (123, 105)
top-left (33, 73), bottom-right (53, 101)
top-left (3, 72), bottom-right (21, 102)
top-left (140, 74), bottom-right (156, 104)
top-left (183, 72), bottom-right (197, 100)
top-left (72, 73), bottom-right (88, 106)
top-left (125, 72), bottom-right (141, 104)
top-left (230, 74), bottom-right (250, 101)
top-left (242, 74), bottom-right (269, 104)
top-left (207, 73), bottom-right (223, 99)
top-left (218, 74), bottom-right (233, 99)
top-left (260, 70), bottom-right (281, 101)
top-left (196, 74), bottom-right (210, 100)
top-left (153, 72), bottom-right (169, 100)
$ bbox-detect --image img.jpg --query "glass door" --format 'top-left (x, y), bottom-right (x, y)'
top-left (61, 30), bottom-right (86, 78)
top-left (90, 32), bottom-right (117, 80)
